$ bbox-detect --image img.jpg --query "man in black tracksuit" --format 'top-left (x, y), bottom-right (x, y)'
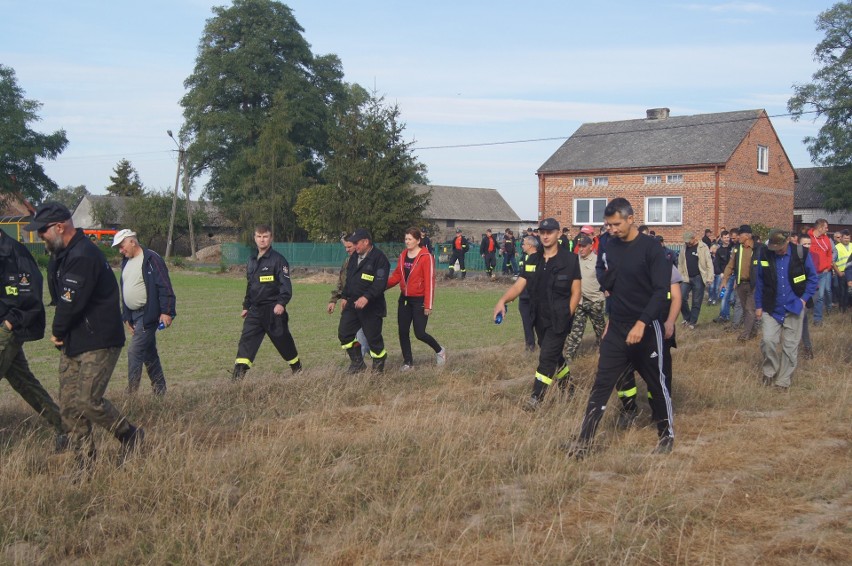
top-left (480, 229), bottom-right (498, 278)
top-left (339, 228), bottom-right (390, 373)
top-left (566, 198), bottom-right (674, 457)
top-left (233, 225), bottom-right (301, 380)
top-left (494, 218), bottom-right (581, 410)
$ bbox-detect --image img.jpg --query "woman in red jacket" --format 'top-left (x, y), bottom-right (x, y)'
top-left (387, 228), bottom-right (446, 370)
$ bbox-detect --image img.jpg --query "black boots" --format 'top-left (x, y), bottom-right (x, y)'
top-left (232, 363), bottom-right (249, 381)
top-left (346, 348), bottom-right (367, 374)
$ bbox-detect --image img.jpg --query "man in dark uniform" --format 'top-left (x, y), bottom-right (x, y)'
top-left (31, 202), bottom-right (143, 470)
top-left (517, 235), bottom-right (540, 351)
top-left (565, 198), bottom-right (674, 457)
top-left (339, 228), bottom-right (390, 373)
top-left (233, 224), bottom-right (302, 380)
top-left (0, 229), bottom-right (67, 450)
top-left (493, 218), bottom-right (582, 410)
top-left (447, 228), bottom-right (469, 279)
top-left (480, 229), bottom-right (498, 279)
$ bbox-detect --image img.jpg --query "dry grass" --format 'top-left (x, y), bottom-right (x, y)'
top-left (0, 278), bottom-right (850, 565)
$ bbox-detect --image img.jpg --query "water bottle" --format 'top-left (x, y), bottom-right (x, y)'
top-left (719, 287), bottom-right (726, 300)
top-left (495, 305), bottom-right (507, 325)
top-left (157, 321), bottom-right (166, 331)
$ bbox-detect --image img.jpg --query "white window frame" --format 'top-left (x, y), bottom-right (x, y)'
top-left (757, 145), bottom-right (769, 173)
top-left (593, 176), bottom-right (608, 186)
top-left (573, 177), bottom-right (588, 187)
top-left (574, 198), bottom-right (608, 225)
top-left (645, 196), bottom-right (683, 225)
top-left (645, 175), bottom-right (662, 184)
top-left (666, 174), bottom-right (683, 184)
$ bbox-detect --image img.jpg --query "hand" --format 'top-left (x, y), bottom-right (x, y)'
top-left (354, 296), bottom-right (369, 309)
top-left (424, 308), bottom-right (432, 316)
top-left (492, 301), bottom-right (507, 322)
top-left (340, 299), bottom-right (348, 310)
top-left (755, 308), bottom-right (763, 319)
top-left (664, 320), bottom-right (674, 339)
top-left (3, 320), bottom-right (11, 331)
top-left (327, 301), bottom-right (336, 314)
top-left (240, 309), bottom-right (248, 318)
top-left (273, 304), bottom-right (285, 316)
top-left (50, 335), bottom-right (63, 347)
top-left (626, 321), bottom-right (645, 345)
top-left (160, 314), bottom-right (173, 328)
top-left (125, 321), bottom-right (135, 336)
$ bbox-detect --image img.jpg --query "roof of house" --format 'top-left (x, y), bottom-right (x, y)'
top-left (413, 184), bottom-right (521, 222)
top-left (81, 195), bottom-right (233, 227)
top-left (538, 109), bottom-right (766, 173)
top-left (794, 166), bottom-right (830, 208)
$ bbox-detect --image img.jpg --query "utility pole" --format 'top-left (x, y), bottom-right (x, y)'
top-left (166, 130), bottom-right (183, 259)
top-left (183, 161), bottom-right (196, 258)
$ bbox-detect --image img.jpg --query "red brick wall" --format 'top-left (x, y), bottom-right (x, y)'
top-left (538, 114), bottom-right (795, 241)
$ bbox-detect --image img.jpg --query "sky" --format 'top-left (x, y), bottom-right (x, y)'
top-left (0, 0), bottom-right (837, 220)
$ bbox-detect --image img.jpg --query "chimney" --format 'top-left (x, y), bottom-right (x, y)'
top-left (646, 107), bottom-right (670, 120)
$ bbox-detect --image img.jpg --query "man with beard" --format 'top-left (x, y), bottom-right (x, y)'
top-left (29, 202), bottom-right (143, 471)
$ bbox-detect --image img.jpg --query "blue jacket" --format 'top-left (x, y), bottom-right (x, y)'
top-left (120, 248), bottom-right (176, 328)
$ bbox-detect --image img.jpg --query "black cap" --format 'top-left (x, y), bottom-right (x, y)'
top-left (739, 224), bottom-right (752, 234)
top-left (538, 217), bottom-right (560, 231)
top-left (25, 201), bottom-right (71, 232)
top-left (577, 235), bottom-right (593, 246)
top-left (455, 228), bottom-right (462, 233)
top-left (347, 228), bottom-right (371, 243)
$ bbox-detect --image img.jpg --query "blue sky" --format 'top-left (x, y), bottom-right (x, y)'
top-left (0, 0), bottom-right (836, 220)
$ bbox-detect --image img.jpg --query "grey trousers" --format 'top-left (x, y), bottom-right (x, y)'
top-left (760, 311), bottom-right (804, 388)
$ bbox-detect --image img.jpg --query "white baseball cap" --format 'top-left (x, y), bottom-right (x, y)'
top-left (112, 229), bottom-right (137, 247)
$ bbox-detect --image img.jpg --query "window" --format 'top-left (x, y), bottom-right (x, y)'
top-left (573, 177), bottom-right (588, 187)
top-left (645, 196), bottom-right (682, 224)
top-left (757, 145), bottom-right (768, 173)
top-left (666, 174), bottom-right (683, 184)
top-left (446, 219), bottom-right (455, 228)
top-left (593, 176), bottom-right (608, 186)
top-left (645, 175), bottom-right (662, 184)
top-left (574, 198), bottom-right (608, 225)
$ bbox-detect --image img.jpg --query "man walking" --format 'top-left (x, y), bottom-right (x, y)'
top-left (30, 202), bottom-right (143, 469)
top-left (480, 229), bottom-right (498, 279)
top-left (565, 198), bottom-right (674, 457)
top-left (339, 228), bottom-right (390, 373)
top-left (834, 230), bottom-right (850, 313)
top-left (722, 225), bottom-right (760, 340)
top-left (447, 228), bottom-right (469, 279)
top-left (0, 229), bottom-right (67, 450)
top-left (755, 230), bottom-right (818, 389)
top-left (233, 224), bottom-right (302, 380)
top-left (493, 218), bottom-right (581, 410)
top-left (113, 229), bottom-right (176, 395)
top-left (678, 231), bottom-right (713, 328)
top-left (807, 219), bottom-right (833, 325)
top-left (563, 235), bottom-right (606, 364)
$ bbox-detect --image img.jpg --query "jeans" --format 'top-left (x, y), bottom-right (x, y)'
top-left (708, 274), bottom-right (722, 302)
top-left (680, 276), bottom-right (706, 324)
top-left (719, 277), bottom-right (736, 320)
top-left (127, 310), bottom-right (166, 394)
top-left (502, 253), bottom-right (519, 275)
top-left (813, 271), bottom-right (832, 322)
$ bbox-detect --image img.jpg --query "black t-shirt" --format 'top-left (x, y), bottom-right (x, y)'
top-left (601, 233), bottom-right (671, 325)
top-left (535, 257), bottom-right (553, 326)
top-left (403, 254), bottom-right (415, 281)
top-left (684, 244), bottom-right (700, 277)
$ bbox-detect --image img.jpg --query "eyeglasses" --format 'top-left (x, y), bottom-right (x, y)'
top-left (37, 223), bottom-right (59, 235)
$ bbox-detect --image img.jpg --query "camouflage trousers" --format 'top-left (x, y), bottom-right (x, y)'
top-left (563, 299), bottom-right (606, 362)
top-left (0, 326), bottom-right (64, 434)
top-left (58, 346), bottom-right (131, 459)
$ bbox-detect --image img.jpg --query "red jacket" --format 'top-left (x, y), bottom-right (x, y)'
top-left (387, 247), bottom-right (435, 310)
top-left (807, 227), bottom-right (834, 273)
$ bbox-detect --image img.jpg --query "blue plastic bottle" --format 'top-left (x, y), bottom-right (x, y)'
top-left (495, 305), bottom-right (507, 325)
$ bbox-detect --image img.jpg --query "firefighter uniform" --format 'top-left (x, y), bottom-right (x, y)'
top-left (233, 248), bottom-right (301, 379)
top-left (339, 244), bottom-right (390, 373)
top-left (480, 232), bottom-right (498, 278)
top-left (448, 232), bottom-right (469, 279)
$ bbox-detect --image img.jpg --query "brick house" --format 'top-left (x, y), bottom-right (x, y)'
top-left (536, 108), bottom-right (796, 242)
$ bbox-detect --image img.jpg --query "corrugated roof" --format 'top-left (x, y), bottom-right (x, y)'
top-left (85, 195), bottom-right (233, 227)
top-left (538, 109), bottom-right (764, 173)
top-left (794, 166), bottom-right (830, 208)
top-left (413, 184), bottom-right (521, 222)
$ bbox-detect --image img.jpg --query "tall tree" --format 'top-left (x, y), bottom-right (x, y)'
top-left (0, 64), bottom-right (68, 201)
top-left (106, 158), bottom-right (145, 196)
top-left (180, 0), bottom-right (348, 214)
top-left (295, 92), bottom-right (430, 241)
top-left (788, 1), bottom-right (852, 211)
top-left (44, 184), bottom-right (89, 209)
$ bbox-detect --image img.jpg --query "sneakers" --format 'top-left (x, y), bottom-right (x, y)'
top-left (118, 425), bottom-right (145, 462)
top-left (653, 435), bottom-right (674, 454)
top-left (522, 396), bottom-right (541, 413)
top-left (616, 409), bottom-right (639, 430)
top-left (54, 433), bottom-right (69, 453)
top-left (802, 347), bottom-right (814, 360)
top-left (687, 324), bottom-right (696, 330)
top-left (400, 363), bottom-right (413, 372)
top-left (436, 348), bottom-right (447, 366)
top-left (713, 316), bottom-right (728, 324)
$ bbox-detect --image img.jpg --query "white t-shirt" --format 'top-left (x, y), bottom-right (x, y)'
top-left (122, 253), bottom-right (147, 310)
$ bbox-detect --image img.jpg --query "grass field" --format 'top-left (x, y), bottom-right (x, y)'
top-left (0, 269), bottom-right (849, 564)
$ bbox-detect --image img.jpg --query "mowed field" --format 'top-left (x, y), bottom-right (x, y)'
top-left (0, 268), bottom-right (849, 565)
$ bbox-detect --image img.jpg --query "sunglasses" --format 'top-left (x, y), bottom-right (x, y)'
top-left (37, 222), bottom-right (59, 235)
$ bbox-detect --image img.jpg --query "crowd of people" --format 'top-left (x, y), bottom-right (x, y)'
top-left (1, 200), bottom-right (848, 476)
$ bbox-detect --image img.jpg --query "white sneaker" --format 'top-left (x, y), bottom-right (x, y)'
top-left (436, 348), bottom-right (447, 365)
top-left (401, 364), bottom-right (413, 372)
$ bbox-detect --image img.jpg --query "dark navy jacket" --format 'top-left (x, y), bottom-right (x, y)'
top-left (0, 232), bottom-right (45, 342)
top-left (120, 247), bottom-right (176, 328)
